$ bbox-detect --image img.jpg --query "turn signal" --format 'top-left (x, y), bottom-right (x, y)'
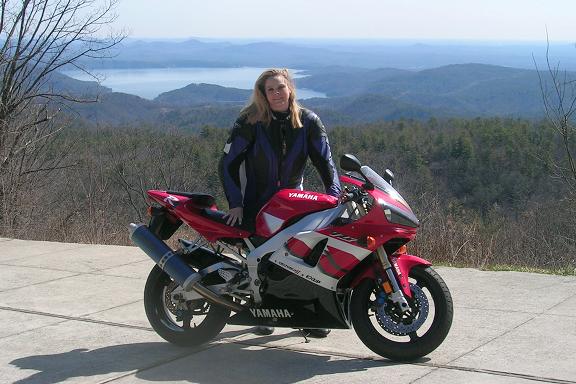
top-left (366, 236), bottom-right (377, 250)
top-left (382, 281), bottom-right (393, 294)
top-left (395, 245), bottom-right (407, 255)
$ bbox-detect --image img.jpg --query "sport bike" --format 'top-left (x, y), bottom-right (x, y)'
top-left (130, 154), bottom-right (453, 361)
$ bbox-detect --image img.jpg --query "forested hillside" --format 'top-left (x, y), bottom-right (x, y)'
top-left (4, 118), bottom-right (573, 273)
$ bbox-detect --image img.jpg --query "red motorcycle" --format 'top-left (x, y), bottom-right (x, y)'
top-left (130, 154), bottom-right (453, 361)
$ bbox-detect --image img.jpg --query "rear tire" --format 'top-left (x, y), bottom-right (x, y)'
top-left (144, 265), bottom-right (231, 346)
top-left (350, 266), bottom-right (453, 361)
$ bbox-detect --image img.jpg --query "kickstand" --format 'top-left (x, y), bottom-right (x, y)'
top-left (299, 329), bottom-right (310, 343)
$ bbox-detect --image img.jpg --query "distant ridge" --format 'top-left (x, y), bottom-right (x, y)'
top-left (56, 62), bottom-right (569, 128)
top-left (155, 83), bottom-right (251, 106)
top-left (298, 63), bottom-right (553, 117)
top-left (46, 72), bottom-right (111, 97)
top-left (77, 38), bottom-right (576, 71)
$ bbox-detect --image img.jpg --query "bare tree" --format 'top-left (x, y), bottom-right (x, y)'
top-left (535, 35), bottom-right (576, 198)
top-left (0, 0), bottom-right (123, 234)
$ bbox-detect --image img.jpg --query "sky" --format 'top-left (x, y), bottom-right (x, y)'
top-left (112, 0), bottom-right (575, 42)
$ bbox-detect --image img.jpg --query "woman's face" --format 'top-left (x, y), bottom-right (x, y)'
top-left (264, 75), bottom-right (291, 112)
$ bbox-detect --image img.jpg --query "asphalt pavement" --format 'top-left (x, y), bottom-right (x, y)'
top-left (0, 237), bottom-right (575, 384)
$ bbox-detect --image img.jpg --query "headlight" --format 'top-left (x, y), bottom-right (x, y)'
top-left (381, 202), bottom-right (420, 228)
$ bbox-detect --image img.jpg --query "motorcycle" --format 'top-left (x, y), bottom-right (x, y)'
top-left (130, 154), bottom-right (453, 361)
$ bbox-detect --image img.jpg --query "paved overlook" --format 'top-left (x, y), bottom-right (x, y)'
top-left (0, 238), bottom-right (575, 383)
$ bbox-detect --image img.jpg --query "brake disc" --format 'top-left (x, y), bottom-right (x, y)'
top-left (162, 281), bottom-right (180, 315)
top-left (375, 283), bottom-right (429, 336)
top-left (164, 281), bottom-right (211, 317)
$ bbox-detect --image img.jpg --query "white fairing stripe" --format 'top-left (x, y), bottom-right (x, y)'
top-left (263, 212), bottom-right (284, 234)
top-left (291, 232), bottom-right (326, 248)
top-left (249, 208), bottom-right (339, 262)
top-left (325, 236), bottom-right (371, 260)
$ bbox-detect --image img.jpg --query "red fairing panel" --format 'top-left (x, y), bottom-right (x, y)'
top-left (286, 238), bottom-right (312, 259)
top-left (147, 190), bottom-right (251, 242)
top-left (318, 175), bottom-right (417, 252)
top-left (255, 189), bottom-right (338, 238)
top-left (318, 246), bottom-right (360, 279)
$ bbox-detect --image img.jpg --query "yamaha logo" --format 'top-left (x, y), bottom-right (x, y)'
top-left (163, 195), bottom-right (179, 207)
top-left (249, 308), bottom-right (292, 318)
top-left (288, 192), bottom-right (318, 201)
top-left (331, 231), bottom-right (358, 243)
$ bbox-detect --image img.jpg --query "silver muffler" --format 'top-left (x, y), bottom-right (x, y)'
top-left (129, 223), bottom-right (243, 312)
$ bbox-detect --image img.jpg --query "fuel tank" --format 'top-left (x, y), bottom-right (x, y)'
top-left (255, 189), bottom-right (338, 237)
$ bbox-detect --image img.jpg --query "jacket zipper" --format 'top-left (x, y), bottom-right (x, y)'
top-left (278, 122), bottom-right (287, 187)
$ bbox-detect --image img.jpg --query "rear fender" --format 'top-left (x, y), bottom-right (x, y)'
top-left (148, 208), bottom-right (182, 240)
top-left (349, 254), bottom-right (431, 297)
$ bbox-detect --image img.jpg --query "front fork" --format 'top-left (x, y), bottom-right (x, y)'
top-left (375, 246), bottom-right (411, 314)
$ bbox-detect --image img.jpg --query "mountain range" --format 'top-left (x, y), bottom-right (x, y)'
top-left (51, 62), bottom-right (566, 128)
top-left (299, 64), bottom-right (548, 118)
top-left (83, 38), bottom-right (576, 71)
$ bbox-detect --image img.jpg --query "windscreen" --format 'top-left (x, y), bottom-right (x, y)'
top-left (360, 166), bottom-right (411, 210)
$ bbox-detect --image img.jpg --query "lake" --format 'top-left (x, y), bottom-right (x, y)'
top-left (62, 67), bottom-right (326, 100)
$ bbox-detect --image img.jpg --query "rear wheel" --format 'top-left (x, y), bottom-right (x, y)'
top-left (350, 266), bottom-right (453, 361)
top-left (144, 265), bottom-right (231, 346)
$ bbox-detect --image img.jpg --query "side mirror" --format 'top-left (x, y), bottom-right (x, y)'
top-left (340, 154), bottom-right (362, 173)
top-left (341, 154), bottom-right (374, 190)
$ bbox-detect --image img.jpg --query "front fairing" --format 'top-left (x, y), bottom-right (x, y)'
top-left (255, 189), bottom-right (339, 237)
top-left (341, 166), bottom-right (419, 227)
top-left (332, 172), bottom-right (419, 251)
top-left (360, 166), bottom-right (413, 214)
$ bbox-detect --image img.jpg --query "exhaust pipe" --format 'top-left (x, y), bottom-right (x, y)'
top-left (129, 223), bottom-right (243, 312)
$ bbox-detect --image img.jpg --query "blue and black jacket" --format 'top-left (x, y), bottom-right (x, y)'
top-left (220, 108), bottom-right (341, 217)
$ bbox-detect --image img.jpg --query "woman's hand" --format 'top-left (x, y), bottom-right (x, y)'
top-left (224, 207), bottom-right (243, 226)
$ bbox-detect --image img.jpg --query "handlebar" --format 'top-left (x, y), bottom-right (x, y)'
top-left (341, 187), bottom-right (365, 204)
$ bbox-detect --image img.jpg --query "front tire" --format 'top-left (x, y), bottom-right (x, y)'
top-left (350, 266), bottom-right (453, 361)
top-left (144, 265), bottom-right (231, 346)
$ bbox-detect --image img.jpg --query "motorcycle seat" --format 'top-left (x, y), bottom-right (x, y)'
top-left (166, 191), bottom-right (215, 208)
top-left (201, 208), bottom-right (255, 233)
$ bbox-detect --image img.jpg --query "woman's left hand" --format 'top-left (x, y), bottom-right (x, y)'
top-left (224, 207), bottom-right (243, 226)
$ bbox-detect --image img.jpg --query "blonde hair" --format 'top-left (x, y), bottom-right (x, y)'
top-left (241, 68), bottom-right (303, 128)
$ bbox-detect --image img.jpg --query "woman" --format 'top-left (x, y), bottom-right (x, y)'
top-left (220, 68), bottom-right (341, 337)
top-left (221, 69), bottom-right (341, 226)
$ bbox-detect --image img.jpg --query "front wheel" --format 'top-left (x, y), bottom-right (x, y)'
top-left (144, 265), bottom-right (231, 346)
top-left (350, 266), bottom-right (453, 361)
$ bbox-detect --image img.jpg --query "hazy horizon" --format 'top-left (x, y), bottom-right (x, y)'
top-left (121, 37), bottom-right (575, 45)
top-left (112, 0), bottom-right (575, 43)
